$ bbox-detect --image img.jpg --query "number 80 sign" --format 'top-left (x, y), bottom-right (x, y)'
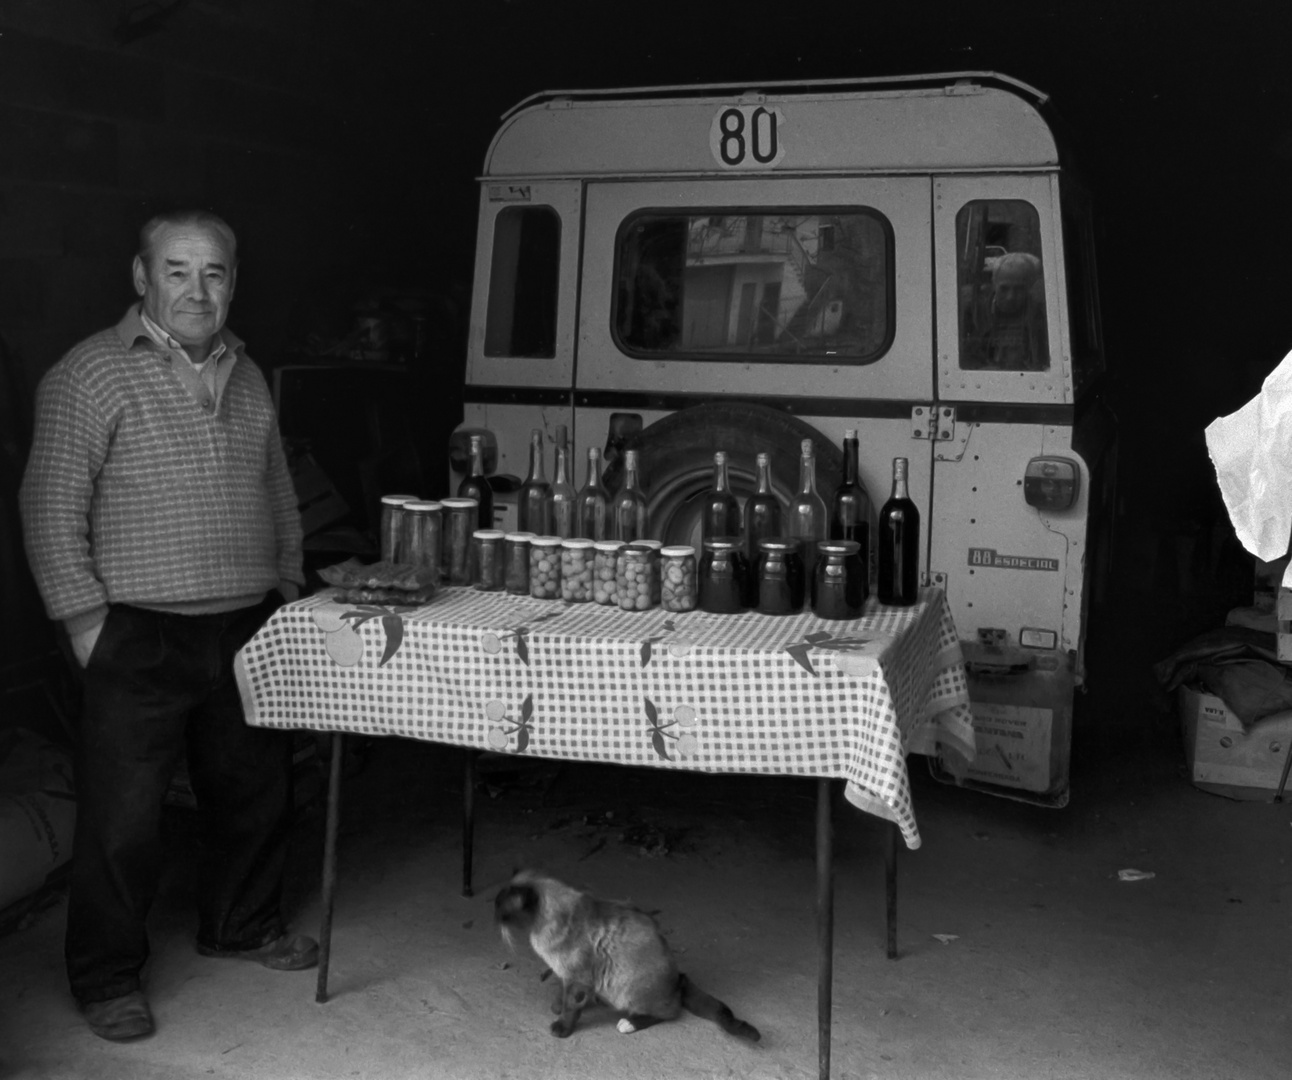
top-left (709, 104), bottom-right (786, 169)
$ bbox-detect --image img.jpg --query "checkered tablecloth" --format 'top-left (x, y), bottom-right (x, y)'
top-left (235, 586), bottom-right (973, 849)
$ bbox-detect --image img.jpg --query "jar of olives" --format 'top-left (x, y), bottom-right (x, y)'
top-left (592, 540), bottom-right (624, 606)
top-left (616, 544), bottom-right (656, 611)
top-left (528, 535), bottom-right (562, 599)
top-left (660, 545), bottom-right (697, 612)
top-left (560, 539), bottom-right (595, 602)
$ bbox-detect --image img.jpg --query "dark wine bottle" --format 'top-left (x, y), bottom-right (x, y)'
top-left (702, 451), bottom-right (742, 542)
top-left (574, 445), bottom-right (610, 541)
top-left (829, 428), bottom-right (870, 599)
top-left (457, 434), bottom-right (493, 530)
top-left (877, 456), bottom-right (920, 606)
top-left (744, 451), bottom-right (782, 564)
top-left (517, 427), bottom-right (551, 535)
top-left (788, 438), bottom-right (828, 584)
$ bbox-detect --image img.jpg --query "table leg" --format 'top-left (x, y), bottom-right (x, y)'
top-left (315, 732), bottom-right (344, 1004)
top-left (816, 777), bottom-right (834, 1080)
top-left (886, 821), bottom-right (899, 960)
top-left (462, 748), bottom-right (476, 897)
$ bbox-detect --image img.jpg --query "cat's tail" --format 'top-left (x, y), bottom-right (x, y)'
top-left (679, 974), bottom-right (761, 1043)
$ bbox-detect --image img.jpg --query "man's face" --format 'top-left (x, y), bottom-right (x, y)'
top-left (132, 223), bottom-right (236, 349)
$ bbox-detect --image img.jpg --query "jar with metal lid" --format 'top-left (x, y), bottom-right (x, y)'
top-left (616, 544), bottom-right (655, 611)
top-left (503, 532), bottom-right (534, 595)
top-left (660, 545), bottom-right (697, 612)
top-left (559, 539), bottom-right (595, 602)
top-left (592, 540), bottom-right (624, 606)
top-left (380, 493), bottom-right (418, 562)
top-left (812, 539), bottom-right (864, 620)
top-left (528, 536), bottom-right (563, 599)
top-left (441, 497), bottom-right (479, 585)
top-left (401, 501), bottom-right (443, 580)
top-left (698, 537), bottom-right (749, 614)
top-left (755, 537), bottom-right (806, 615)
top-left (473, 529), bottom-right (506, 591)
top-left (637, 539), bottom-right (663, 605)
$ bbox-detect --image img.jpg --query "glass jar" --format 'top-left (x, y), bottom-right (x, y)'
top-left (473, 529), bottom-right (506, 591)
top-left (616, 544), bottom-right (655, 611)
top-left (402, 501), bottom-right (443, 579)
top-left (660, 545), bottom-right (697, 612)
top-left (698, 538), bottom-right (749, 614)
top-left (592, 540), bottom-right (624, 606)
top-left (637, 539), bottom-right (663, 605)
top-left (528, 536), bottom-right (563, 599)
top-left (380, 494), bottom-right (418, 562)
top-left (560, 539), bottom-right (595, 602)
top-left (503, 532), bottom-right (534, 595)
top-left (812, 539), bottom-right (864, 620)
top-left (441, 497), bottom-right (479, 586)
top-left (755, 537), bottom-right (806, 615)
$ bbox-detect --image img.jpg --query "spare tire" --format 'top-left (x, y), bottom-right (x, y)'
top-left (624, 401), bottom-right (852, 546)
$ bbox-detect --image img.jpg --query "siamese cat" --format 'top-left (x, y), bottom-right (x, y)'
top-left (494, 869), bottom-right (760, 1042)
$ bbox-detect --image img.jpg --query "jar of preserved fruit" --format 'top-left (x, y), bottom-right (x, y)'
top-left (503, 532), bottom-right (534, 595)
top-left (616, 544), bottom-right (655, 611)
top-left (592, 540), bottom-right (624, 605)
top-left (560, 539), bottom-right (595, 602)
top-left (380, 494), bottom-right (418, 562)
top-left (660, 545), bottom-right (697, 612)
top-left (637, 539), bottom-right (663, 605)
top-left (812, 539), bottom-right (864, 620)
top-left (401, 500), bottom-right (443, 580)
top-left (528, 535), bottom-right (563, 599)
top-left (698, 537), bottom-right (749, 614)
top-left (473, 529), bottom-right (506, 591)
top-left (755, 537), bottom-right (806, 615)
top-left (441, 497), bottom-right (479, 586)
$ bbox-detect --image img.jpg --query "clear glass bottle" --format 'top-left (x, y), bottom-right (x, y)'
top-left (828, 428), bottom-right (871, 597)
top-left (611, 448), bottom-right (650, 543)
top-left (457, 434), bottom-right (493, 531)
top-left (744, 451), bottom-right (782, 565)
top-left (574, 445), bottom-right (610, 541)
top-left (517, 428), bottom-right (551, 535)
top-left (788, 438), bottom-right (828, 585)
top-left (549, 432), bottom-right (577, 540)
top-left (702, 450), bottom-right (742, 543)
top-left (877, 456), bottom-right (920, 606)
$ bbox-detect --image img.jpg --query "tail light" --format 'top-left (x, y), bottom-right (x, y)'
top-left (1023, 456), bottom-right (1079, 511)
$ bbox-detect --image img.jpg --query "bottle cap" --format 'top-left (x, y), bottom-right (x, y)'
top-left (661, 545), bottom-right (695, 558)
top-left (530, 535), bottom-right (563, 548)
top-left (801, 439), bottom-right (813, 454)
top-left (381, 493), bottom-right (419, 505)
top-left (404, 500), bottom-right (443, 513)
top-left (594, 540), bottom-right (625, 552)
top-left (845, 428), bottom-right (857, 440)
top-left (473, 529), bottom-right (506, 541)
top-left (441, 497), bottom-right (479, 510)
top-left (504, 531), bottom-right (536, 542)
top-left (637, 539), bottom-right (663, 551)
top-left (758, 537), bottom-right (802, 553)
top-left (561, 538), bottom-right (595, 549)
top-left (703, 538), bottom-right (741, 551)
top-left (818, 540), bottom-right (860, 555)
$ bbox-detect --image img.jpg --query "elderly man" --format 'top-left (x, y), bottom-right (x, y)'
top-left (20, 210), bottom-right (316, 1042)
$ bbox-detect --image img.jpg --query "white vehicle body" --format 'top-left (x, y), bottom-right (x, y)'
top-left (452, 73), bottom-right (1116, 806)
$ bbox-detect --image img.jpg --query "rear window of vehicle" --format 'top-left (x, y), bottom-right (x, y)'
top-left (614, 210), bottom-right (893, 363)
top-left (485, 205), bottom-right (561, 358)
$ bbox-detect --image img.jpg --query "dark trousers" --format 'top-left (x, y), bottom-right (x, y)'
top-left (66, 597), bottom-right (294, 1005)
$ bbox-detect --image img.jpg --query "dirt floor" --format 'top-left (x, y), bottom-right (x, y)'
top-left (1, 717), bottom-right (1289, 1080)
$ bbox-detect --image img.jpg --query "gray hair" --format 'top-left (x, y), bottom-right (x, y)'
top-left (137, 210), bottom-right (238, 270)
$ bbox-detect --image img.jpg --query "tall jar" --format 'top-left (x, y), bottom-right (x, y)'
top-left (560, 539), bottom-right (595, 602)
top-left (380, 493), bottom-right (418, 562)
top-left (636, 539), bottom-right (663, 606)
top-left (616, 544), bottom-right (655, 611)
top-left (402, 500), bottom-right (443, 580)
top-left (660, 545), bottom-right (698, 612)
top-left (528, 536), bottom-right (562, 599)
top-left (592, 540), bottom-right (624, 606)
top-left (473, 529), bottom-right (506, 591)
top-left (441, 497), bottom-right (479, 586)
top-left (504, 532), bottom-right (534, 595)
top-left (698, 538), bottom-right (749, 614)
top-left (755, 537), bottom-right (806, 615)
top-left (812, 539), bottom-right (864, 620)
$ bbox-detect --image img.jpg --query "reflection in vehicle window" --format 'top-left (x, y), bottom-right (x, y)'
top-left (485, 206), bottom-right (560, 358)
top-left (615, 211), bottom-right (892, 362)
top-left (957, 201), bottom-right (1049, 371)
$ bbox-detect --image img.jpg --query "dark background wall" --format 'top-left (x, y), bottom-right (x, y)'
top-left (2, 0), bottom-right (1290, 748)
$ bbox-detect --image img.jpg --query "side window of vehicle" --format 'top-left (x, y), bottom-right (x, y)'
top-left (956, 200), bottom-right (1050, 372)
top-left (485, 206), bottom-right (561, 358)
top-left (614, 210), bottom-right (893, 364)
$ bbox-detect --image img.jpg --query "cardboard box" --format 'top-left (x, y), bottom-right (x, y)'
top-left (1178, 684), bottom-right (1292, 798)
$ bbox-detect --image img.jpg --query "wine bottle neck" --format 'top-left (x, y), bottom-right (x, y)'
top-left (799, 454), bottom-right (817, 495)
top-left (843, 438), bottom-right (859, 484)
top-left (891, 457), bottom-right (909, 500)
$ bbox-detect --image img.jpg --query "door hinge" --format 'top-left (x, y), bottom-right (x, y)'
top-left (911, 405), bottom-right (955, 441)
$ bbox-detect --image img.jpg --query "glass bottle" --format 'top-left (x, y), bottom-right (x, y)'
top-left (828, 428), bottom-right (871, 598)
top-left (575, 446), bottom-right (610, 540)
top-left (702, 451), bottom-right (742, 543)
top-left (744, 451), bottom-right (782, 565)
top-left (612, 448), bottom-right (650, 543)
top-left (517, 428), bottom-right (551, 535)
top-left (788, 438), bottom-right (828, 585)
top-left (457, 434), bottom-right (493, 531)
top-left (877, 456), bottom-right (921, 606)
top-left (549, 434), bottom-right (577, 539)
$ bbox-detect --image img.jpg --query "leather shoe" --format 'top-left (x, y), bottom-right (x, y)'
top-left (197, 933), bottom-right (319, 971)
top-left (83, 990), bottom-right (154, 1041)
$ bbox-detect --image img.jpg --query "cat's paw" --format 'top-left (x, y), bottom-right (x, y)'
top-left (550, 1020), bottom-right (575, 1038)
top-left (616, 1018), bottom-right (638, 1034)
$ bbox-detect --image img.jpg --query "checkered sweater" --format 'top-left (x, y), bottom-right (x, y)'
top-left (20, 309), bottom-right (303, 630)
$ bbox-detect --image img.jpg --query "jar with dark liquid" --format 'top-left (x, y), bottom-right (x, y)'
top-left (472, 529), bottom-right (506, 591)
top-left (503, 532), bottom-right (534, 594)
top-left (441, 497), bottom-right (478, 585)
top-left (698, 537), bottom-right (749, 614)
top-left (755, 537), bottom-right (805, 615)
top-left (812, 539), bottom-right (864, 620)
